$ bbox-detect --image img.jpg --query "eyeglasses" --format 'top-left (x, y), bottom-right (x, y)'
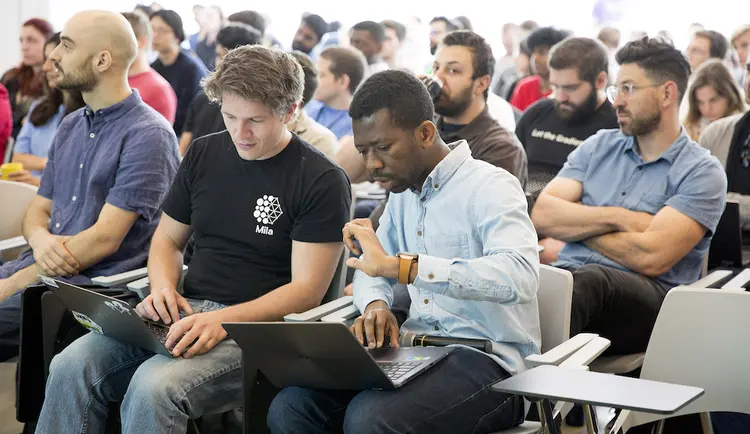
top-left (606, 83), bottom-right (664, 103)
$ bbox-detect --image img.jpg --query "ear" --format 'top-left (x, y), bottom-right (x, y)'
top-left (338, 74), bottom-right (352, 93)
top-left (94, 51), bottom-right (113, 72)
top-left (282, 102), bottom-right (300, 124)
top-left (414, 119), bottom-right (437, 149)
top-left (474, 75), bottom-right (491, 96)
top-left (595, 71), bottom-right (608, 90)
top-left (663, 81), bottom-right (681, 107)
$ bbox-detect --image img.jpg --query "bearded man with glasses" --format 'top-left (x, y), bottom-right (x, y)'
top-left (531, 37), bottom-right (727, 357)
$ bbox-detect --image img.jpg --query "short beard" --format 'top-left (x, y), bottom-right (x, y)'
top-left (619, 108), bottom-right (662, 136)
top-left (555, 85), bottom-right (599, 123)
top-left (56, 55), bottom-right (97, 93)
top-left (435, 85), bottom-right (473, 118)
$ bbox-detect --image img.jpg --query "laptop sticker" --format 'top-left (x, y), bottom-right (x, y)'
top-left (72, 311), bottom-right (104, 334)
top-left (39, 276), bottom-right (58, 288)
top-left (405, 356), bottom-right (431, 361)
top-left (105, 300), bottom-right (131, 315)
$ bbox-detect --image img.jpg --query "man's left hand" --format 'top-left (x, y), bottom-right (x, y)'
top-left (342, 219), bottom-right (398, 279)
top-left (165, 311), bottom-right (227, 358)
top-left (0, 279), bottom-right (16, 303)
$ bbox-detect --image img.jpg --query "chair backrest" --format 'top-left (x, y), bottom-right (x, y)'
top-left (3, 137), bottom-right (14, 164)
top-left (0, 180), bottom-right (37, 241)
top-left (624, 288), bottom-right (750, 429)
top-left (321, 249), bottom-right (348, 304)
top-left (537, 264), bottom-right (574, 353)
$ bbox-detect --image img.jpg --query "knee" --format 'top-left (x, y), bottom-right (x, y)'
top-left (47, 335), bottom-right (96, 384)
top-left (267, 387), bottom-right (314, 432)
top-left (125, 365), bottom-right (185, 408)
top-left (343, 395), bottom-right (389, 434)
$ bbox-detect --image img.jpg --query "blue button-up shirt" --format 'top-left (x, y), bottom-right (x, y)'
top-left (14, 102), bottom-right (65, 177)
top-left (354, 141), bottom-right (541, 374)
top-left (305, 100), bottom-right (352, 139)
top-left (0, 91), bottom-right (180, 284)
top-left (555, 128), bottom-right (727, 289)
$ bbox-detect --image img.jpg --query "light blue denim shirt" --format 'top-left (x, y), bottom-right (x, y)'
top-left (554, 128), bottom-right (727, 289)
top-left (14, 101), bottom-right (65, 177)
top-left (353, 141), bottom-right (542, 375)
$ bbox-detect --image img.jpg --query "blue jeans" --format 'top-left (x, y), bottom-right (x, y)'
top-left (0, 291), bottom-right (22, 362)
top-left (35, 299), bottom-right (243, 434)
top-left (267, 348), bottom-right (525, 434)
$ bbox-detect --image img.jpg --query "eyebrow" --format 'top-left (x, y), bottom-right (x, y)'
top-left (60, 36), bottom-right (76, 46)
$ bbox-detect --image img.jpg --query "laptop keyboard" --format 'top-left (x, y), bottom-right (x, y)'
top-left (377, 361), bottom-right (422, 381)
top-left (145, 321), bottom-right (170, 345)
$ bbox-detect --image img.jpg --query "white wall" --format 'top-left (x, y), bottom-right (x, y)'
top-left (0, 0), bottom-right (50, 74)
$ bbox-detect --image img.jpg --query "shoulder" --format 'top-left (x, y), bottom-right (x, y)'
top-left (518, 98), bottom-right (554, 122)
top-left (700, 113), bottom-right (744, 143)
top-left (677, 138), bottom-right (726, 174)
top-left (580, 128), bottom-right (626, 151)
top-left (292, 135), bottom-right (350, 189)
top-left (181, 51), bottom-right (208, 73)
top-left (515, 76), bottom-right (539, 91)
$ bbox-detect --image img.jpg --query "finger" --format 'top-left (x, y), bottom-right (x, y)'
top-left (152, 294), bottom-right (172, 324)
top-left (352, 317), bottom-right (364, 345)
top-left (172, 328), bottom-right (200, 357)
top-left (342, 226), bottom-right (360, 255)
top-left (375, 312), bottom-right (386, 348)
top-left (183, 334), bottom-right (212, 359)
top-left (165, 317), bottom-right (191, 349)
top-left (139, 297), bottom-right (159, 321)
top-left (51, 242), bottom-right (79, 268)
top-left (50, 254), bottom-right (78, 276)
top-left (177, 296), bottom-right (194, 316)
top-left (38, 257), bottom-right (56, 276)
top-left (388, 317), bottom-right (400, 348)
top-left (350, 218), bottom-right (373, 230)
top-left (161, 289), bottom-right (180, 324)
top-left (364, 312), bottom-right (377, 349)
top-left (346, 257), bottom-right (363, 271)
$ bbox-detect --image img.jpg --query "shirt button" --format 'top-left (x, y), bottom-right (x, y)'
top-left (417, 231), bottom-right (422, 236)
top-left (434, 183), bottom-right (439, 189)
top-left (434, 325), bottom-right (439, 331)
top-left (72, 196), bottom-right (77, 202)
top-left (428, 273), bottom-right (435, 279)
top-left (55, 223), bottom-right (60, 228)
top-left (89, 132), bottom-right (95, 138)
top-left (424, 299), bottom-right (429, 304)
top-left (79, 163), bottom-right (84, 169)
top-left (621, 191), bottom-right (626, 196)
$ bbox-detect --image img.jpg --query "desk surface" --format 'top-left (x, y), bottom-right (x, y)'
top-left (491, 365), bottom-right (704, 415)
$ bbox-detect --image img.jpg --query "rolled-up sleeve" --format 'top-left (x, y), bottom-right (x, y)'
top-left (413, 172), bottom-right (540, 305)
top-left (105, 127), bottom-right (179, 220)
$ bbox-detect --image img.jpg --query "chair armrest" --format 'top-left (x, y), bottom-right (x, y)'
top-left (92, 265), bottom-right (188, 288)
top-left (721, 268), bottom-right (750, 290)
top-left (321, 304), bottom-right (360, 323)
top-left (524, 333), bottom-right (598, 367)
top-left (692, 269), bottom-right (732, 288)
top-left (283, 296), bottom-right (354, 322)
top-left (558, 337), bottom-right (611, 369)
top-left (0, 236), bottom-right (28, 253)
top-left (126, 276), bottom-right (151, 300)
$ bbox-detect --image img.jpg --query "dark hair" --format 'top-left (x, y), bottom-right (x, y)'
top-left (290, 51), bottom-right (318, 107)
top-left (328, 21), bottom-right (342, 33)
top-left (227, 10), bottom-right (266, 35)
top-left (453, 16), bottom-right (473, 32)
top-left (2, 18), bottom-right (55, 99)
top-left (441, 31), bottom-right (495, 99)
top-left (216, 23), bottom-right (261, 50)
top-left (430, 16), bottom-right (459, 32)
top-left (616, 37), bottom-right (692, 100)
top-left (350, 70), bottom-right (434, 131)
top-left (381, 20), bottom-right (406, 42)
top-left (351, 21), bottom-right (386, 44)
top-left (301, 14), bottom-right (328, 42)
top-left (320, 47), bottom-right (367, 94)
top-left (549, 37), bottom-right (609, 83)
top-left (526, 27), bottom-right (571, 52)
top-left (29, 33), bottom-right (85, 127)
top-left (694, 30), bottom-right (729, 60)
top-left (150, 9), bottom-right (185, 43)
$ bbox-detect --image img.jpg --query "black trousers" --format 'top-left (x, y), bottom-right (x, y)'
top-left (565, 264), bottom-right (667, 355)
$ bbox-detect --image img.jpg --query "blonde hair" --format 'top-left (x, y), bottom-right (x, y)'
top-left (202, 45), bottom-right (304, 117)
top-left (683, 59), bottom-right (745, 140)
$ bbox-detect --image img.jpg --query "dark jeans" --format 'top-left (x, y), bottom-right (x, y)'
top-left (266, 348), bottom-right (525, 434)
top-left (565, 264), bottom-right (667, 355)
top-left (712, 412), bottom-right (750, 434)
top-left (0, 291), bottom-right (23, 362)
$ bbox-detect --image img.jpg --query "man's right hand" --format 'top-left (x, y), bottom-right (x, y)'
top-left (350, 300), bottom-right (399, 349)
top-left (29, 231), bottom-right (79, 276)
top-left (135, 287), bottom-right (194, 325)
top-left (617, 209), bottom-right (655, 233)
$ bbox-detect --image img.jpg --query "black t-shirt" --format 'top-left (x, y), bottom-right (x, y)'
top-left (151, 50), bottom-right (208, 136)
top-left (162, 131), bottom-right (352, 305)
top-left (515, 98), bottom-right (618, 175)
top-left (183, 91), bottom-right (225, 142)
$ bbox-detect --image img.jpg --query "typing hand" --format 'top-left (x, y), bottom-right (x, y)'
top-left (164, 311), bottom-right (227, 358)
top-left (342, 219), bottom-right (398, 279)
top-left (29, 232), bottom-right (79, 277)
top-left (350, 300), bottom-right (400, 349)
top-left (135, 287), bottom-right (194, 325)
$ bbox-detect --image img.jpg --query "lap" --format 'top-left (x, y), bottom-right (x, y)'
top-left (571, 264), bottom-right (665, 305)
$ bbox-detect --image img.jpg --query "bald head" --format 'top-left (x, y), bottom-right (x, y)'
top-left (63, 11), bottom-right (138, 71)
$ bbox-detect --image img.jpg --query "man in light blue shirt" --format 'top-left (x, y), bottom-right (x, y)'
top-left (268, 70), bottom-right (540, 433)
top-left (532, 37), bottom-right (727, 356)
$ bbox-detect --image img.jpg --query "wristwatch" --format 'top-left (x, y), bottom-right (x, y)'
top-left (396, 253), bottom-right (419, 285)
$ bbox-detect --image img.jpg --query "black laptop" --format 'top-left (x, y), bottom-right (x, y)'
top-left (224, 322), bottom-right (454, 390)
top-left (40, 276), bottom-right (177, 357)
top-left (709, 200), bottom-right (745, 269)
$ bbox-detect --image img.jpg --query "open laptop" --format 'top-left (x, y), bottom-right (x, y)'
top-left (224, 322), bottom-right (454, 390)
top-left (40, 276), bottom-right (176, 357)
top-left (708, 201), bottom-right (745, 269)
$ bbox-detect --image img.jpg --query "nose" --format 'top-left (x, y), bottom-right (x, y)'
top-left (363, 152), bottom-right (384, 172)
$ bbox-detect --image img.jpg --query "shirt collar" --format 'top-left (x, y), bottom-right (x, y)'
top-left (416, 140), bottom-right (471, 198)
top-left (82, 90), bottom-right (142, 123)
top-left (622, 127), bottom-right (690, 165)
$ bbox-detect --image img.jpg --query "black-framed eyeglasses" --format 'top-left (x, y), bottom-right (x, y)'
top-left (606, 83), bottom-right (664, 103)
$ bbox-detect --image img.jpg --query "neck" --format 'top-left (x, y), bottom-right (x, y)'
top-left (595, 90), bottom-right (607, 109)
top-left (443, 97), bottom-right (485, 125)
top-left (411, 139), bottom-right (452, 191)
top-left (325, 93), bottom-right (352, 111)
top-left (159, 47), bottom-right (180, 66)
top-left (128, 53), bottom-right (151, 77)
top-left (635, 113), bottom-right (682, 163)
top-left (539, 76), bottom-right (551, 93)
top-left (82, 75), bottom-right (132, 112)
top-left (32, 64), bottom-right (43, 73)
top-left (259, 129), bottom-right (293, 160)
top-left (368, 55), bottom-right (383, 66)
top-left (383, 54), bottom-right (397, 69)
top-left (62, 91), bottom-right (72, 106)
top-left (204, 30), bottom-right (219, 44)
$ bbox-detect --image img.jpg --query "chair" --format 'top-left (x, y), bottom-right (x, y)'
top-left (0, 179), bottom-right (36, 260)
top-left (608, 288), bottom-right (750, 433)
top-left (3, 137), bottom-right (14, 164)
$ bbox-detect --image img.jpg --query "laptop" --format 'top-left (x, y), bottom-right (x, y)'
top-left (40, 276), bottom-right (176, 357)
top-left (223, 322), bottom-right (454, 390)
top-left (708, 200), bottom-right (745, 269)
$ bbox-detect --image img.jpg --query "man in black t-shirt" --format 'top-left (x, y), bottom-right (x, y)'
top-left (38, 45), bottom-right (351, 433)
top-left (515, 37), bottom-right (618, 263)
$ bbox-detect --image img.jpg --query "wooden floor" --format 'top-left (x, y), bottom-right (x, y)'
top-left (0, 363), bottom-right (24, 434)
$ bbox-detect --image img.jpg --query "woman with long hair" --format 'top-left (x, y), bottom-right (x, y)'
top-left (1, 18), bottom-right (54, 139)
top-left (8, 33), bottom-right (85, 187)
top-left (683, 59), bottom-right (746, 141)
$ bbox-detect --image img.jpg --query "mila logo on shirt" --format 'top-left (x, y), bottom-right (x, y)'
top-left (254, 195), bottom-right (283, 236)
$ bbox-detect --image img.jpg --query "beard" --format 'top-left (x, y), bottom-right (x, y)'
top-left (430, 43), bottom-right (438, 55)
top-left (434, 85), bottom-right (473, 118)
top-left (291, 41), bottom-right (312, 54)
top-left (555, 86), bottom-right (599, 123)
top-left (55, 56), bottom-right (97, 93)
top-left (618, 106), bottom-right (662, 136)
